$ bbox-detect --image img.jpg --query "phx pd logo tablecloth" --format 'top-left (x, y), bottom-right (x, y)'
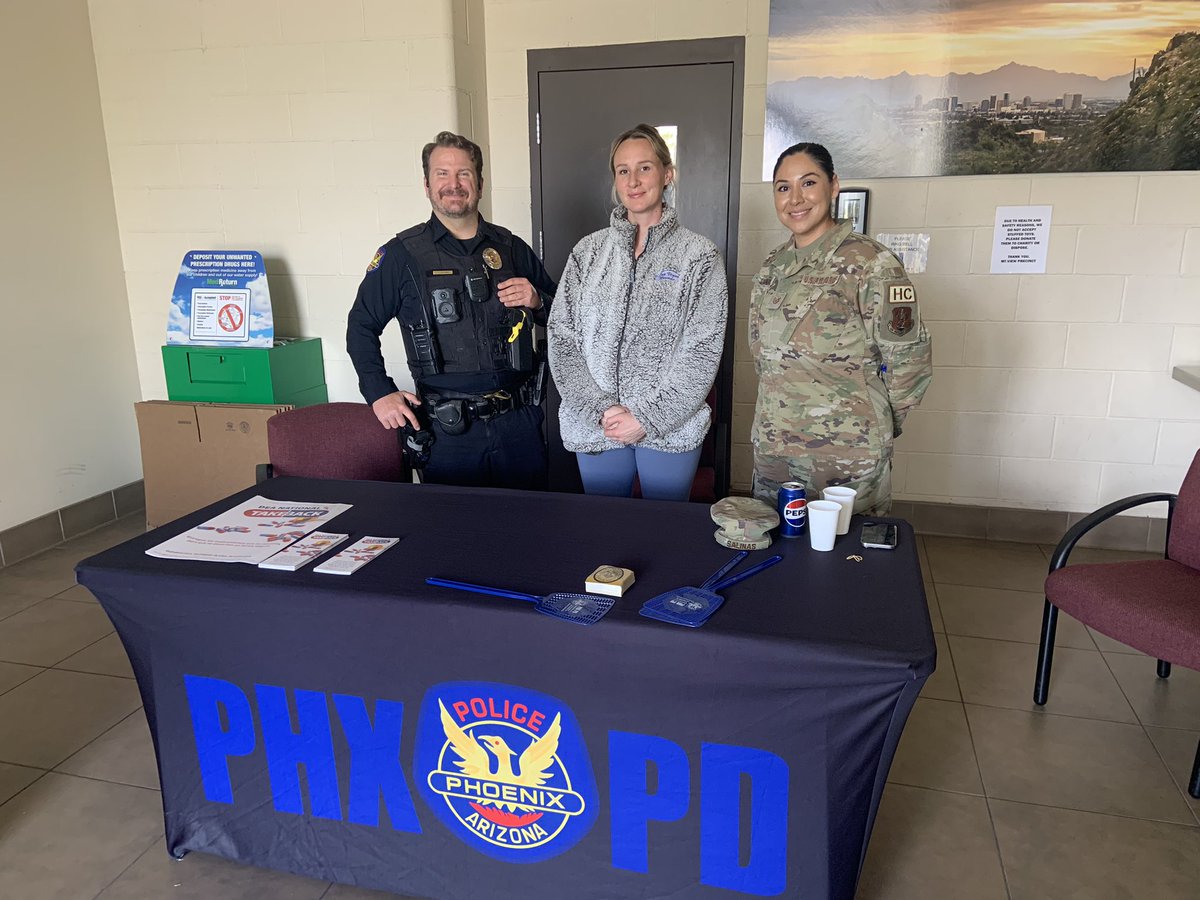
top-left (415, 681), bottom-right (598, 863)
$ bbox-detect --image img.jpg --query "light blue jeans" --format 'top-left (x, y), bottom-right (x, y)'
top-left (576, 446), bottom-right (702, 502)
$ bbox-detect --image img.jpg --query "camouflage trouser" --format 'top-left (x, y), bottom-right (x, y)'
top-left (751, 450), bottom-right (892, 516)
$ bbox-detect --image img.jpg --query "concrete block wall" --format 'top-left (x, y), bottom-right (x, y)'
top-left (89, 0), bottom-right (463, 403)
top-left (845, 170), bottom-right (1200, 513)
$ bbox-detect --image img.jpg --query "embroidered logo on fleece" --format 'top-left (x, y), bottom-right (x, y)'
top-left (656, 269), bottom-right (680, 281)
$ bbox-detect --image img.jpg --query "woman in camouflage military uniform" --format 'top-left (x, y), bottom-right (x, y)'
top-left (749, 143), bottom-right (932, 515)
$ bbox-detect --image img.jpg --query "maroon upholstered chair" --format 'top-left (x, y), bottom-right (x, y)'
top-left (260, 402), bottom-right (411, 482)
top-left (1034, 449), bottom-right (1200, 797)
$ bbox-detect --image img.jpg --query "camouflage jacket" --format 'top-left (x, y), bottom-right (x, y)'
top-left (748, 221), bottom-right (932, 459)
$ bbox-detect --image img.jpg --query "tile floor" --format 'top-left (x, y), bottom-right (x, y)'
top-left (1, 519), bottom-right (1198, 899)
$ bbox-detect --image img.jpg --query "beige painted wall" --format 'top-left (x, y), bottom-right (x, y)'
top-left (0, 0), bottom-right (141, 531)
top-left (86, 0), bottom-right (1200, 515)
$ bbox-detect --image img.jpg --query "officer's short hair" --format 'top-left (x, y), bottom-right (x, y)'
top-left (422, 132), bottom-right (484, 186)
top-left (608, 124), bottom-right (676, 207)
top-left (772, 142), bottom-right (835, 181)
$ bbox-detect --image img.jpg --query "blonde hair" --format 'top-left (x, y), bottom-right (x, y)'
top-left (608, 124), bottom-right (676, 207)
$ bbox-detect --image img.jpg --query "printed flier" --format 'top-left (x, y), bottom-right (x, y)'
top-left (146, 497), bottom-right (352, 564)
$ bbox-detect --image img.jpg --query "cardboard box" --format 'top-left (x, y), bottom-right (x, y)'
top-left (135, 400), bottom-right (292, 529)
top-left (161, 337), bottom-right (327, 407)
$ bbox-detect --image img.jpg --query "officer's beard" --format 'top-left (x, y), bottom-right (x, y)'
top-left (432, 190), bottom-right (477, 220)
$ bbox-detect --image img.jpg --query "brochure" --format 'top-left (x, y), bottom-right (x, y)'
top-left (312, 536), bottom-right (399, 575)
top-left (257, 532), bottom-right (350, 571)
top-left (145, 497), bottom-right (352, 564)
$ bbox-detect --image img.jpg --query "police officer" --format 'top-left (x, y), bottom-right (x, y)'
top-left (749, 142), bottom-right (932, 515)
top-left (347, 132), bottom-right (556, 490)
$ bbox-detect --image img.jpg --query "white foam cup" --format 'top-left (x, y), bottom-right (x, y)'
top-left (807, 500), bottom-right (841, 551)
top-left (822, 486), bottom-right (858, 535)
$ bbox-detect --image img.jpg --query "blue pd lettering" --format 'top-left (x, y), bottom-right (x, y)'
top-left (608, 731), bottom-right (690, 873)
top-left (700, 742), bottom-right (789, 896)
top-left (608, 732), bottom-right (789, 896)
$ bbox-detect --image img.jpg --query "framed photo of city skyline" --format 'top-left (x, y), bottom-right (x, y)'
top-left (765, 1), bottom-right (1200, 178)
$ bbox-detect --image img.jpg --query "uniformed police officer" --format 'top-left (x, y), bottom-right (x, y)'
top-left (749, 142), bottom-right (932, 515)
top-left (347, 132), bottom-right (556, 489)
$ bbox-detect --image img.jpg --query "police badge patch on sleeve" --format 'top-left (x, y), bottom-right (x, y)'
top-left (366, 247), bottom-right (386, 272)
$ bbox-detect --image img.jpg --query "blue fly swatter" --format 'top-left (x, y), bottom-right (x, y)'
top-left (640, 554), bottom-right (784, 627)
top-left (425, 577), bottom-right (615, 625)
top-left (637, 551), bottom-right (750, 625)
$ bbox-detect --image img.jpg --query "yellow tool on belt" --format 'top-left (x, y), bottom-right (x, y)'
top-left (507, 309), bottom-right (527, 344)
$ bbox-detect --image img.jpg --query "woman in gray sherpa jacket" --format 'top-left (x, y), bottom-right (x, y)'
top-left (547, 124), bottom-right (728, 501)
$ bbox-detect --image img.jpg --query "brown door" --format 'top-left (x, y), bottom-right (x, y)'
top-left (529, 37), bottom-right (745, 495)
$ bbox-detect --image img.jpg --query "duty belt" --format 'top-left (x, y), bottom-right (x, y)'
top-left (422, 389), bottom-right (522, 422)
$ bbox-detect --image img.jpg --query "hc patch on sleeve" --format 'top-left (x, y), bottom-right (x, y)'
top-left (887, 283), bottom-right (915, 304)
top-left (366, 247), bottom-right (386, 273)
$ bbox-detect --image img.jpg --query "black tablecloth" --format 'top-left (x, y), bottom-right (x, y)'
top-left (77, 478), bottom-right (934, 900)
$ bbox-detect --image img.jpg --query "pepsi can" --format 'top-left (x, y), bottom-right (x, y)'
top-left (778, 482), bottom-right (807, 538)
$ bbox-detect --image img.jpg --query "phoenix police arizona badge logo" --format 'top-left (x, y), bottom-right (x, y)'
top-left (415, 681), bottom-right (597, 862)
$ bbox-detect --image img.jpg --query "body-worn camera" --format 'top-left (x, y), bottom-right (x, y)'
top-left (432, 288), bottom-right (460, 324)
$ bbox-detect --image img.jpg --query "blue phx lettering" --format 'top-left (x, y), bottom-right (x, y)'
top-left (184, 674), bottom-right (422, 831)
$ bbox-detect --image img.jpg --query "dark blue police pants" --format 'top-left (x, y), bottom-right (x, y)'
top-left (421, 405), bottom-right (547, 491)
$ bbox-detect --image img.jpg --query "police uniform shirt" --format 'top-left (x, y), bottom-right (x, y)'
top-left (347, 215), bottom-right (557, 403)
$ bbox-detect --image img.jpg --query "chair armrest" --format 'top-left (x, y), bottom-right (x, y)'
top-left (255, 462), bottom-right (273, 484)
top-left (1048, 492), bottom-right (1176, 572)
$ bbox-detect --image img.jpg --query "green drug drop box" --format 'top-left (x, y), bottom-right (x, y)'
top-left (162, 337), bottom-right (328, 407)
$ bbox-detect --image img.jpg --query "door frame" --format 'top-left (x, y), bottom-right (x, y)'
top-left (527, 37), bottom-right (746, 498)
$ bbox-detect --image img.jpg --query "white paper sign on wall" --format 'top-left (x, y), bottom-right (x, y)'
top-left (991, 206), bottom-right (1052, 274)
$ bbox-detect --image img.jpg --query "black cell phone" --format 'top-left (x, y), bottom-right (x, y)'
top-left (860, 522), bottom-right (898, 550)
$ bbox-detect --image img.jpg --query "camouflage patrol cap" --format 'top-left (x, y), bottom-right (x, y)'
top-left (710, 497), bottom-right (779, 550)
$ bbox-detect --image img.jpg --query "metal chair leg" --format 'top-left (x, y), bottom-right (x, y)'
top-left (1190, 737), bottom-right (1200, 799)
top-left (1157, 659), bottom-right (1172, 679)
top-left (1033, 601), bottom-right (1059, 705)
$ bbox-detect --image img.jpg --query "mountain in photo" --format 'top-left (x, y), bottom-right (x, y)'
top-left (1080, 31), bottom-right (1200, 170)
top-left (769, 61), bottom-right (1131, 109)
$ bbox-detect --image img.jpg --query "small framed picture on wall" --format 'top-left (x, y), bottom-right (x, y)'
top-left (837, 189), bottom-right (869, 235)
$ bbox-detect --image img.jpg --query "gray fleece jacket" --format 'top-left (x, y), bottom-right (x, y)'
top-left (547, 206), bottom-right (728, 454)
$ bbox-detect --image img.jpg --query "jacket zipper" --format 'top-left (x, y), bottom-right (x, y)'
top-left (614, 236), bottom-right (638, 403)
